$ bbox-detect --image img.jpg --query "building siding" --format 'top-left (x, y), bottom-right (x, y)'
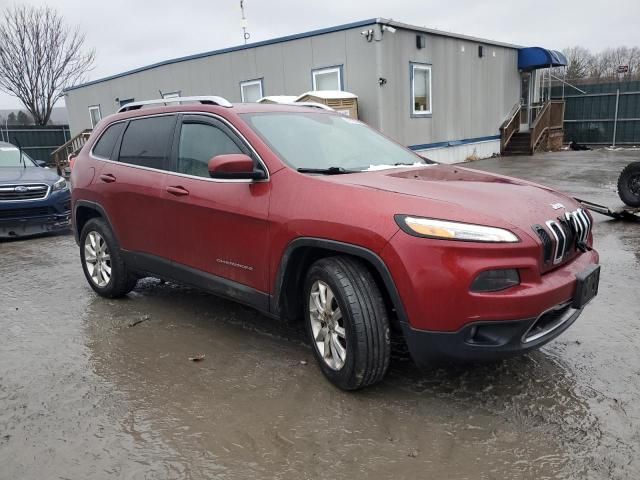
top-left (378, 27), bottom-right (519, 149)
top-left (64, 20), bottom-right (520, 163)
top-left (65, 25), bottom-right (380, 135)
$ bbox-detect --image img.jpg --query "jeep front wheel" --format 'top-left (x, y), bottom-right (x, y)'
top-left (304, 256), bottom-right (390, 390)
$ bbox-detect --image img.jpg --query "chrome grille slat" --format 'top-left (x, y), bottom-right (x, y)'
top-left (0, 183), bottom-right (50, 201)
top-left (534, 208), bottom-right (592, 266)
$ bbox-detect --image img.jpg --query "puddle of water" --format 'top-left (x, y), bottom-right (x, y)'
top-left (2, 150), bottom-right (640, 479)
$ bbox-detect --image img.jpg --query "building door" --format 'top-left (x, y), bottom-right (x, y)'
top-left (519, 72), bottom-right (531, 132)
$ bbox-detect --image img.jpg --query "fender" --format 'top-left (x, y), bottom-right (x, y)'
top-left (73, 200), bottom-right (116, 245)
top-left (271, 237), bottom-right (409, 324)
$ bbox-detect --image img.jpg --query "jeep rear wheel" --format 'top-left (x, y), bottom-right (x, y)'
top-left (304, 256), bottom-right (390, 390)
top-left (80, 218), bottom-right (137, 298)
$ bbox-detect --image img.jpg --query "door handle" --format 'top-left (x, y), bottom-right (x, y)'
top-left (99, 173), bottom-right (116, 183)
top-left (166, 185), bottom-right (190, 196)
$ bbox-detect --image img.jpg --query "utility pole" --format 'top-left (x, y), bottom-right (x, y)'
top-left (240, 1), bottom-right (250, 44)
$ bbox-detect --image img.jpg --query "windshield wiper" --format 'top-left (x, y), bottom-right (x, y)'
top-left (14, 138), bottom-right (26, 168)
top-left (297, 167), bottom-right (357, 175)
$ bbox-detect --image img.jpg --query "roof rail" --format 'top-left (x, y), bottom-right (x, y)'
top-left (117, 95), bottom-right (232, 113)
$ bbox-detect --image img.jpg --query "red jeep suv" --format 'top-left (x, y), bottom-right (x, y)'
top-left (71, 96), bottom-right (600, 390)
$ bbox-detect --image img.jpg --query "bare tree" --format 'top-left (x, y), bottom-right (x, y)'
top-left (0, 5), bottom-right (94, 125)
top-left (562, 46), bottom-right (593, 80)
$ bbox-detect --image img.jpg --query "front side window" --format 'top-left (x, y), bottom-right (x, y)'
top-left (242, 112), bottom-right (427, 171)
top-left (240, 79), bottom-right (263, 103)
top-left (411, 64), bottom-right (432, 115)
top-left (89, 105), bottom-right (102, 128)
top-left (177, 122), bottom-right (242, 178)
top-left (92, 122), bottom-right (126, 159)
top-left (118, 116), bottom-right (175, 170)
top-left (312, 66), bottom-right (342, 91)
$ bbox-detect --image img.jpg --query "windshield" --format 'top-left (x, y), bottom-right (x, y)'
top-left (0, 146), bottom-right (36, 167)
top-left (241, 112), bottom-right (430, 171)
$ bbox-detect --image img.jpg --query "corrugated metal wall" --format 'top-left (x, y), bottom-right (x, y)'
top-left (0, 125), bottom-right (70, 163)
top-left (64, 26), bottom-right (379, 136)
top-left (64, 23), bottom-right (520, 157)
top-left (553, 80), bottom-right (640, 145)
top-left (378, 28), bottom-right (520, 149)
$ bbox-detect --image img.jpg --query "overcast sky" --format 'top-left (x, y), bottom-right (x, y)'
top-left (1, 0), bottom-right (639, 109)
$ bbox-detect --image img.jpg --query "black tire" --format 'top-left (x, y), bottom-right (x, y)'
top-left (79, 218), bottom-right (137, 298)
top-left (303, 256), bottom-right (390, 390)
top-left (617, 162), bottom-right (640, 207)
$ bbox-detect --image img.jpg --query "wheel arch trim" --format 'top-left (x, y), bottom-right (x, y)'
top-left (73, 200), bottom-right (117, 245)
top-left (271, 237), bottom-right (409, 324)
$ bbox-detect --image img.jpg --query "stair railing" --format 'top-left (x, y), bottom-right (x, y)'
top-left (529, 100), bottom-right (565, 154)
top-left (50, 129), bottom-right (92, 175)
top-left (500, 102), bottom-right (521, 154)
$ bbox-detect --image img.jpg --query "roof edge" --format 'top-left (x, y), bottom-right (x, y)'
top-left (65, 17), bottom-right (524, 93)
top-left (64, 18), bottom-right (379, 93)
top-left (377, 18), bottom-right (522, 49)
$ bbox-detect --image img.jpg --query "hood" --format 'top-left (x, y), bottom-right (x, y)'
top-left (0, 167), bottom-right (61, 185)
top-left (327, 164), bottom-right (579, 229)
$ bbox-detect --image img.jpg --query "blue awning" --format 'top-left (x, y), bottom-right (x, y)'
top-left (518, 47), bottom-right (567, 71)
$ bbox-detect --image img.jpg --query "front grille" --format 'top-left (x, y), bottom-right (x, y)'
top-left (0, 184), bottom-right (49, 201)
top-left (0, 206), bottom-right (53, 219)
top-left (532, 225), bottom-right (553, 264)
top-left (533, 208), bottom-right (592, 266)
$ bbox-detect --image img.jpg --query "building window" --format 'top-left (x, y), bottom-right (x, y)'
top-left (411, 63), bottom-right (432, 116)
top-left (240, 79), bottom-right (263, 103)
top-left (119, 98), bottom-right (135, 108)
top-left (162, 91), bottom-right (180, 99)
top-left (88, 105), bottom-right (102, 128)
top-left (312, 66), bottom-right (342, 91)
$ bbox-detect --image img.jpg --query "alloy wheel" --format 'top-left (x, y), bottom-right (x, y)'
top-left (309, 280), bottom-right (347, 370)
top-left (84, 231), bottom-right (112, 287)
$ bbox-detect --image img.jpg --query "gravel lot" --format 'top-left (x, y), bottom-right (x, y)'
top-left (1, 149), bottom-right (639, 480)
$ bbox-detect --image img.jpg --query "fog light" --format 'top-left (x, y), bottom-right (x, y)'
top-left (470, 269), bottom-right (520, 292)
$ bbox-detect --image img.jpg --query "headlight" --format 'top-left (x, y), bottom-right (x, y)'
top-left (52, 177), bottom-right (68, 191)
top-left (395, 215), bottom-right (519, 243)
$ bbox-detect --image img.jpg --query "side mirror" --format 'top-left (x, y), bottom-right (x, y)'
top-left (208, 154), bottom-right (266, 180)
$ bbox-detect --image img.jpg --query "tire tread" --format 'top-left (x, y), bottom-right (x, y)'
top-left (617, 162), bottom-right (640, 207)
top-left (306, 255), bottom-right (390, 390)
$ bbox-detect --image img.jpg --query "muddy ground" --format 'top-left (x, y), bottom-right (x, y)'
top-left (1, 149), bottom-right (639, 480)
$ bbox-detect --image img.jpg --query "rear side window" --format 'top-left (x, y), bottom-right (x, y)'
top-left (118, 116), bottom-right (175, 169)
top-left (92, 122), bottom-right (125, 159)
top-left (177, 122), bottom-right (242, 178)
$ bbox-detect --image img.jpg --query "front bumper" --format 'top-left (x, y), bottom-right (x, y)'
top-left (0, 190), bottom-right (71, 238)
top-left (0, 213), bottom-right (71, 238)
top-left (400, 302), bottom-right (583, 367)
top-left (381, 229), bottom-right (599, 366)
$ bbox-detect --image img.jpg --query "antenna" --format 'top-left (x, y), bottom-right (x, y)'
top-left (240, 0), bottom-right (250, 44)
